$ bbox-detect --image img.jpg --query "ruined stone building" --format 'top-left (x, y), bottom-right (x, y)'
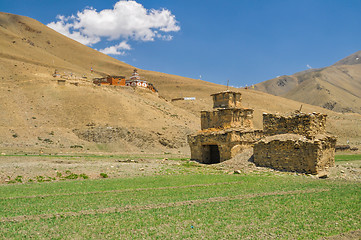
top-left (187, 91), bottom-right (263, 164)
top-left (253, 112), bottom-right (336, 175)
top-left (188, 90), bottom-right (336, 175)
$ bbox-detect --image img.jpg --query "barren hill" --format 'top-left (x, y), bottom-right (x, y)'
top-left (254, 51), bottom-right (361, 114)
top-left (1, 12), bottom-right (361, 154)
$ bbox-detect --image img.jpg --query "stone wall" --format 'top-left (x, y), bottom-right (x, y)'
top-left (188, 129), bottom-right (263, 163)
top-left (253, 134), bottom-right (336, 174)
top-left (263, 112), bottom-right (327, 138)
top-left (201, 108), bottom-right (254, 130)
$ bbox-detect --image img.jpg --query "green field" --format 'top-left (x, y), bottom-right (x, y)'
top-left (335, 154), bottom-right (361, 162)
top-left (1, 172), bottom-right (360, 239)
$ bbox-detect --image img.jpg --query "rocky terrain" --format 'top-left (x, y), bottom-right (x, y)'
top-left (1, 151), bottom-right (360, 185)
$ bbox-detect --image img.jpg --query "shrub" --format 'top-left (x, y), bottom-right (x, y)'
top-left (100, 173), bottom-right (108, 178)
top-left (64, 173), bottom-right (78, 180)
top-left (79, 173), bottom-right (89, 179)
top-left (70, 145), bottom-right (83, 148)
top-left (36, 176), bottom-right (45, 182)
top-left (14, 176), bottom-right (23, 183)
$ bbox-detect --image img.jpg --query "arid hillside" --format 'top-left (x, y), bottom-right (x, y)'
top-left (1, 12), bottom-right (361, 154)
top-left (254, 51), bottom-right (361, 114)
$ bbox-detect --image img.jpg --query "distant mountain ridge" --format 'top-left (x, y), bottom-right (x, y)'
top-left (334, 50), bottom-right (361, 66)
top-left (254, 51), bottom-right (361, 114)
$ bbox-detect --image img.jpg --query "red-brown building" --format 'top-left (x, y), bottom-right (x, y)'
top-left (92, 69), bottom-right (157, 93)
top-left (93, 76), bottom-right (125, 85)
top-left (106, 76), bottom-right (126, 85)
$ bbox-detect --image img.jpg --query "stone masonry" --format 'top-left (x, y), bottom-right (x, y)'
top-left (201, 108), bottom-right (254, 130)
top-left (253, 112), bottom-right (336, 175)
top-left (263, 112), bottom-right (327, 138)
top-left (211, 91), bottom-right (242, 109)
top-left (188, 91), bottom-right (263, 164)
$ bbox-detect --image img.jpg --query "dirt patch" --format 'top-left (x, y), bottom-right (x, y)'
top-left (1, 152), bottom-right (360, 184)
top-left (328, 161), bottom-right (361, 181)
top-left (0, 155), bottom-right (185, 184)
top-left (320, 229), bottom-right (361, 240)
top-left (218, 149), bottom-right (258, 173)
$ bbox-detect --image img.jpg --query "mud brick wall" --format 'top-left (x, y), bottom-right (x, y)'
top-left (212, 91), bottom-right (242, 109)
top-left (201, 109), bottom-right (254, 130)
top-left (263, 112), bottom-right (327, 138)
top-left (253, 135), bottom-right (336, 174)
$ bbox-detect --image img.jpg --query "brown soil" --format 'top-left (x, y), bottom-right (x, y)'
top-left (0, 155), bottom-right (188, 184)
top-left (1, 152), bottom-right (360, 185)
top-left (320, 229), bottom-right (361, 240)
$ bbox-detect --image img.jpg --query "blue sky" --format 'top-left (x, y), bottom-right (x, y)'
top-left (1, 0), bottom-right (361, 86)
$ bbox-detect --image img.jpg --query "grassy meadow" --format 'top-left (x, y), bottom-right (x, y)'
top-left (335, 153), bottom-right (361, 162)
top-left (1, 164), bottom-right (360, 239)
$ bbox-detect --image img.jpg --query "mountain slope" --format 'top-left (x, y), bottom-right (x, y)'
top-left (1, 12), bottom-right (361, 153)
top-left (333, 50), bottom-right (361, 66)
top-left (254, 52), bottom-right (361, 114)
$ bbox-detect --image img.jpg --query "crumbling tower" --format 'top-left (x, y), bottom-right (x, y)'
top-left (187, 91), bottom-right (263, 164)
top-left (201, 91), bottom-right (254, 130)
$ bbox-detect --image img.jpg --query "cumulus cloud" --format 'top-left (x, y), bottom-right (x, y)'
top-left (47, 0), bottom-right (180, 54)
top-left (98, 41), bottom-right (131, 55)
top-left (47, 16), bottom-right (100, 45)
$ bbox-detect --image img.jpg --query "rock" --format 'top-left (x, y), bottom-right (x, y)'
top-left (234, 170), bottom-right (242, 174)
top-left (139, 168), bottom-right (145, 171)
top-left (318, 173), bottom-right (328, 179)
top-left (118, 159), bottom-right (137, 163)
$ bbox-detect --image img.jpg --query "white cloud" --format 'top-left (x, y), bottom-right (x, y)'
top-left (47, 15), bottom-right (100, 46)
top-left (306, 64), bottom-right (312, 69)
top-left (47, 0), bottom-right (180, 53)
top-left (158, 34), bottom-right (173, 41)
top-left (99, 41), bottom-right (131, 55)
